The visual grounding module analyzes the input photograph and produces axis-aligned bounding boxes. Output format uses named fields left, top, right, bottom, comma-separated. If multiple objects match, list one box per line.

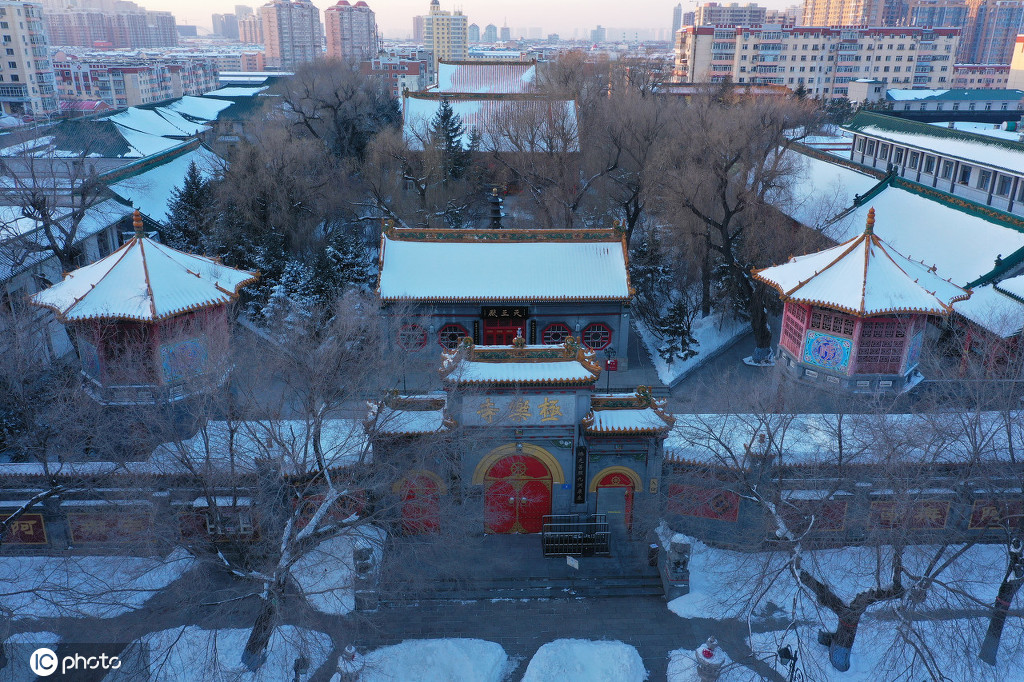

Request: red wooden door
left=483, top=321, right=522, bottom=345
left=401, top=475, right=440, bottom=533
left=484, top=455, right=552, bottom=533
left=596, top=472, right=635, bottom=530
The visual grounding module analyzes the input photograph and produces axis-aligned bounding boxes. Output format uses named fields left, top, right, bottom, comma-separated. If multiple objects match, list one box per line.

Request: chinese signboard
left=68, top=512, right=151, bottom=544
left=1, top=513, right=48, bottom=544
left=574, top=447, right=587, bottom=504
left=868, top=500, right=949, bottom=530
left=464, top=395, right=575, bottom=427
left=969, top=499, right=1024, bottom=530
left=481, top=306, right=529, bottom=321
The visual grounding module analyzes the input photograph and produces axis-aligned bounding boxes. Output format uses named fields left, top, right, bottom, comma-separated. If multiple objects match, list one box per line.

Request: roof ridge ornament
left=864, top=207, right=875, bottom=236
left=133, top=208, right=144, bottom=238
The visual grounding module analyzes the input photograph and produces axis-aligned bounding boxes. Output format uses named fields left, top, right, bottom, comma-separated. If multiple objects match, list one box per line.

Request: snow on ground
left=290, top=526, right=385, bottom=616
left=1, top=632, right=63, bottom=680
left=636, top=312, right=749, bottom=387
left=0, top=548, right=195, bottom=620
left=354, top=638, right=514, bottom=682
left=522, top=639, right=648, bottom=682
left=746, top=619, right=1024, bottom=682
left=136, top=625, right=332, bottom=682
left=662, top=528, right=1023, bottom=678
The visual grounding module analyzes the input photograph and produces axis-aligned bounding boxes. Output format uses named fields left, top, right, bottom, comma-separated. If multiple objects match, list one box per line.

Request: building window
left=541, top=322, right=572, bottom=345
left=977, top=170, right=991, bottom=190
left=940, top=160, right=953, bottom=179
left=781, top=303, right=807, bottom=355
left=958, top=166, right=971, bottom=185
left=856, top=320, right=906, bottom=374
left=437, top=323, right=468, bottom=349
left=581, top=323, right=612, bottom=350
left=908, top=151, right=919, bottom=169
left=397, top=324, right=427, bottom=350
left=996, top=176, right=1012, bottom=197
left=923, top=156, right=935, bottom=174
left=893, top=148, right=903, bottom=164
left=809, top=310, right=855, bottom=337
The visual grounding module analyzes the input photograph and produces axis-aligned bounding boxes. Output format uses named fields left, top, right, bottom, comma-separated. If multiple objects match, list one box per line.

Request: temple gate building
left=754, top=209, right=971, bottom=393
left=367, top=336, right=673, bottom=535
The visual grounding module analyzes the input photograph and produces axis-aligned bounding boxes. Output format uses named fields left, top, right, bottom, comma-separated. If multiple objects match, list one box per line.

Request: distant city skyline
left=145, top=0, right=800, bottom=38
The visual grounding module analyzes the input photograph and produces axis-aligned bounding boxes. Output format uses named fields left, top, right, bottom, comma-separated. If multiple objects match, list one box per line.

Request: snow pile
left=290, top=527, right=384, bottom=616
left=0, top=548, right=195, bottom=620
left=522, top=639, right=648, bottom=682
left=636, top=312, right=748, bottom=387
left=136, top=625, right=332, bottom=682
left=1, top=633, right=62, bottom=681
left=356, top=638, right=513, bottom=682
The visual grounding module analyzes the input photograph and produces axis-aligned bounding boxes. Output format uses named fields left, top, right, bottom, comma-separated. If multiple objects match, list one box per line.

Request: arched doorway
left=591, top=467, right=642, bottom=531
left=394, top=471, right=445, bottom=534
left=483, top=455, right=552, bottom=533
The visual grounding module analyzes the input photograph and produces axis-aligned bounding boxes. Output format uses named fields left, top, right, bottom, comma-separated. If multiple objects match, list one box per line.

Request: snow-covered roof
left=203, top=86, right=269, bottom=98
left=403, top=93, right=578, bottom=151
left=886, top=89, right=950, bottom=101
left=102, top=108, right=198, bottom=138
left=441, top=340, right=601, bottom=386
left=585, top=408, right=673, bottom=434
left=150, top=107, right=210, bottom=137
left=31, top=219, right=256, bottom=322
left=112, top=123, right=183, bottom=157
left=435, top=60, right=536, bottom=94
left=754, top=208, right=970, bottom=317
left=845, top=111, right=1024, bottom=175
left=780, top=149, right=881, bottom=229
left=667, top=411, right=1024, bottom=467
left=378, top=229, right=630, bottom=302
left=109, top=145, right=222, bottom=223
left=886, top=88, right=1023, bottom=102
left=953, top=283, right=1024, bottom=339
left=164, top=96, right=233, bottom=122
left=365, top=396, right=452, bottom=436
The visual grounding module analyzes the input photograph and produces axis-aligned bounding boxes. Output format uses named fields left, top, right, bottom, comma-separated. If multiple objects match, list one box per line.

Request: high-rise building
left=960, top=0, right=1024, bottom=64
left=905, top=0, right=969, bottom=25
left=239, top=13, right=263, bottom=43
left=423, top=0, right=467, bottom=72
left=499, top=25, right=511, bottom=41
left=590, top=25, right=606, bottom=43
left=46, top=5, right=178, bottom=48
left=765, top=4, right=803, bottom=22
left=676, top=24, right=961, bottom=98
left=412, top=15, right=425, bottom=42
left=261, top=0, right=324, bottom=69
left=468, top=23, right=480, bottom=42
left=483, top=24, right=497, bottom=42
left=236, top=5, right=254, bottom=18
left=0, top=1, right=57, bottom=116
left=212, top=13, right=240, bottom=39
left=694, top=3, right=768, bottom=24
left=672, top=4, right=683, bottom=34
left=325, top=0, right=377, bottom=61
left=801, top=0, right=903, bottom=26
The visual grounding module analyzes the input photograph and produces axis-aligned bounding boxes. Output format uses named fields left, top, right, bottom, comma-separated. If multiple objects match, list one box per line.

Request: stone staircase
left=381, top=571, right=664, bottom=604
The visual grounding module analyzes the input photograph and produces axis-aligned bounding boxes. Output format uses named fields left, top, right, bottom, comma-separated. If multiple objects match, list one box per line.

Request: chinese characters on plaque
left=468, top=395, right=574, bottom=426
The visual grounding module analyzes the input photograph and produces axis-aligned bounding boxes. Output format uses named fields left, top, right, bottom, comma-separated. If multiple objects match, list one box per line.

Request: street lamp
left=604, top=346, right=615, bottom=392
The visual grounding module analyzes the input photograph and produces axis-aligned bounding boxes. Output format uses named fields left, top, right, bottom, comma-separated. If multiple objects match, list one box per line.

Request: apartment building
left=423, top=0, right=467, bottom=72
left=905, top=0, right=970, bottom=26
left=53, top=54, right=218, bottom=107
left=675, top=25, right=960, bottom=98
left=960, top=0, right=1024, bottom=65
left=0, top=1, right=57, bottom=117
left=46, top=7, right=178, bottom=48
left=325, top=0, right=377, bottom=61
left=261, top=0, right=323, bottom=69
left=694, top=3, right=768, bottom=25
left=239, top=14, right=262, bottom=44
left=1011, top=35, right=1024, bottom=89
left=802, top=0, right=904, bottom=26
left=360, top=53, right=427, bottom=97
left=953, top=63, right=1010, bottom=86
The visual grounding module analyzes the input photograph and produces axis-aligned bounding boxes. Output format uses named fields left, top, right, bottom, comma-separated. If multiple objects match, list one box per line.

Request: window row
left=397, top=322, right=614, bottom=351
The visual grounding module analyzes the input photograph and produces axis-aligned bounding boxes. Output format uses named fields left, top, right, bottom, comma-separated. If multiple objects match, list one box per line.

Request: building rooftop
left=885, top=88, right=1024, bottom=102
left=754, top=208, right=971, bottom=317
left=440, top=338, right=602, bottom=387
left=377, top=227, right=631, bottom=302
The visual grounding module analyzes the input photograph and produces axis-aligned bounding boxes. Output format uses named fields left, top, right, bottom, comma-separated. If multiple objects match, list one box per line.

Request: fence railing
left=541, top=514, right=611, bottom=557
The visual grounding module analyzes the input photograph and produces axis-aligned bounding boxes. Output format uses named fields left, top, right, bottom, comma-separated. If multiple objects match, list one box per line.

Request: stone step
left=381, top=574, right=665, bottom=603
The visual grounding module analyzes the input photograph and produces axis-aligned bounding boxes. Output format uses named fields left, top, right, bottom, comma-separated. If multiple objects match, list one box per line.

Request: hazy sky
left=157, top=0, right=793, bottom=38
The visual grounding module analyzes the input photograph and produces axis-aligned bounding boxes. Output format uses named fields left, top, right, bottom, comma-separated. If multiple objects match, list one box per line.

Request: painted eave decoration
left=752, top=208, right=971, bottom=318
left=31, top=216, right=257, bottom=323
left=440, top=336, right=602, bottom=386
left=377, top=227, right=632, bottom=303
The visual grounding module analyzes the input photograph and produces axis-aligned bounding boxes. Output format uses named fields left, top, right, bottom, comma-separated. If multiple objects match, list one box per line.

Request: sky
left=155, top=0, right=795, bottom=38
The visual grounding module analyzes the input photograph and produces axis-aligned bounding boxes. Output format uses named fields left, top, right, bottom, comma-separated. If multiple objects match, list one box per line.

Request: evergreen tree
left=430, top=99, right=472, bottom=180
left=628, top=230, right=672, bottom=326
left=309, top=229, right=375, bottom=304
left=657, top=297, right=699, bottom=364
left=163, top=161, right=215, bottom=252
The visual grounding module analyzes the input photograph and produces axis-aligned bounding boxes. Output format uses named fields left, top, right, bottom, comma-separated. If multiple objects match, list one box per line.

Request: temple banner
left=869, top=500, right=949, bottom=530
left=463, top=394, right=576, bottom=427
left=68, top=512, right=151, bottom=544
left=969, top=499, right=1024, bottom=530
